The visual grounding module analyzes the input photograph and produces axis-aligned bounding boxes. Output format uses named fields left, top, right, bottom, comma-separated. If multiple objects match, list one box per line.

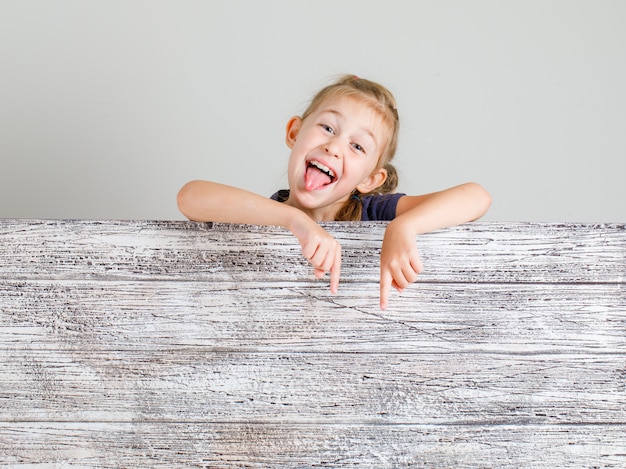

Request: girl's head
left=285, top=75, right=401, bottom=221
left=301, top=75, right=400, bottom=176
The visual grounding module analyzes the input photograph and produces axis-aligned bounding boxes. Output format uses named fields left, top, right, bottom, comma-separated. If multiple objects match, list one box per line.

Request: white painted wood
left=1, top=349, right=624, bottom=424
left=1, top=423, right=624, bottom=468
left=0, top=220, right=624, bottom=283
left=1, top=280, right=624, bottom=353
left=0, top=219, right=624, bottom=467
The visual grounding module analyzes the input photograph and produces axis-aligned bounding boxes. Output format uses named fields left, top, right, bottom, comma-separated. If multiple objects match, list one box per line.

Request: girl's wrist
left=285, top=206, right=313, bottom=238
left=390, top=213, right=421, bottom=236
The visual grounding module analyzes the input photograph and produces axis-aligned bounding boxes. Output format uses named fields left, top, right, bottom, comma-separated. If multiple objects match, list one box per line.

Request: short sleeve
left=360, top=193, right=405, bottom=221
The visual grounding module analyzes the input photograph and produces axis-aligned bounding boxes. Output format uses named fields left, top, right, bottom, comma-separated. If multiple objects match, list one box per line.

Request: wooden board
left=0, top=220, right=624, bottom=467
left=0, top=220, right=624, bottom=283
left=1, top=423, right=624, bottom=468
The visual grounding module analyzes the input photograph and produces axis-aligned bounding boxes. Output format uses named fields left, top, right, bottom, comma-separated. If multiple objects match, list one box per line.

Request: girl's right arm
left=177, top=180, right=341, bottom=293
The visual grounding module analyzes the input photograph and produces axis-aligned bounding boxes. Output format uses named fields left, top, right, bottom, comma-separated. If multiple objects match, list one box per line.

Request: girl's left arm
left=394, top=182, right=492, bottom=234
left=379, top=182, right=491, bottom=309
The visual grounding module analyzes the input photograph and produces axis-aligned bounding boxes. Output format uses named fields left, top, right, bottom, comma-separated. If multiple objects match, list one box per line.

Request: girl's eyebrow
left=318, top=109, right=378, bottom=146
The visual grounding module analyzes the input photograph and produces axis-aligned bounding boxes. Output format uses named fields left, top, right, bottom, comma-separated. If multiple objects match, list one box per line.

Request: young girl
left=178, top=75, right=491, bottom=309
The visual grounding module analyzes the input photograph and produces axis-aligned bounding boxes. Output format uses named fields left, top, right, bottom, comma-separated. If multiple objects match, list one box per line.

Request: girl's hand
left=289, top=215, right=342, bottom=294
left=379, top=218, right=424, bottom=310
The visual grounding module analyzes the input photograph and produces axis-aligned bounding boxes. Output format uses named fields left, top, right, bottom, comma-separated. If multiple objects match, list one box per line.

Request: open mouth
left=305, top=161, right=336, bottom=191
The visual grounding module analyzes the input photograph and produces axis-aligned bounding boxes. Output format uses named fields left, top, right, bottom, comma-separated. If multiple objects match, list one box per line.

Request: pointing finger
left=329, top=246, right=341, bottom=295
left=380, top=269, right=392, bottom=310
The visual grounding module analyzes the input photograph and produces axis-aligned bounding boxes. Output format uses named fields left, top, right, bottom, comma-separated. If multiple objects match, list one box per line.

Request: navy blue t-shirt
left=270, top=190, right=405, bottom=221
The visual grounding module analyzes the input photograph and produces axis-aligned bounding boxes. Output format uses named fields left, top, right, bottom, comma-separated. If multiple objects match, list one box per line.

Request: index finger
left=329, top=245, right=341, bottom=295
left=380, top=269, right=392, bottom=310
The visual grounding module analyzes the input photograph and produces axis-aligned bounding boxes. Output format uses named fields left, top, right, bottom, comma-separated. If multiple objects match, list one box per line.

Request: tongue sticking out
left=305, top=166, right=333, bottom=191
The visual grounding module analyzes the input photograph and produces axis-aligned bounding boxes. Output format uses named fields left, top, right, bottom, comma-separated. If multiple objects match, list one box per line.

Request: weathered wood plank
left=1, top=220, right=624, bottom=283
left=1, top=280, right=624, bottom=353
left=1, top=349, right=624, bottom=425
left=1, top=422, right=624, bottom=468
left=1, top=219, right=624, bottom=467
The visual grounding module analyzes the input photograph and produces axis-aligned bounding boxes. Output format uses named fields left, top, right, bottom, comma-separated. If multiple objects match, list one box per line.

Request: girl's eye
left=352, top=143, right=365, bottom=153
left=321, top=124, right=334, bottom=134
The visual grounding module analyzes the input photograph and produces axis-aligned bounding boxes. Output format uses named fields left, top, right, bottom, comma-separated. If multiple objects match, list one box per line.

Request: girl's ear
left=357, top=167, right=388, bottom=194
left=285, top=116, right=302, bottom=149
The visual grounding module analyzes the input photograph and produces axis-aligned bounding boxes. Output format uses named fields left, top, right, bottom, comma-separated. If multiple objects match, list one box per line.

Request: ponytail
left=334, top=163, right=399, bottom=221
left=335, top=192, right=363, bottom=221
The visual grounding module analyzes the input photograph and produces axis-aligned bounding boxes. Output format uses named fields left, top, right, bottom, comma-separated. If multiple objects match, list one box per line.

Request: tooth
left=309, top=161, right=335, bottom=179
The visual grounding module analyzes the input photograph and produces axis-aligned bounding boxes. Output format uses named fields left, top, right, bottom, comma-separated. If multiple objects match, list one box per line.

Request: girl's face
left=284, top=95, right=389, bottom=221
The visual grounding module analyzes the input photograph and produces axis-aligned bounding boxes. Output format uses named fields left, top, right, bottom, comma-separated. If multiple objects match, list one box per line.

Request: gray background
left=1, top=0, right=624, bottom=222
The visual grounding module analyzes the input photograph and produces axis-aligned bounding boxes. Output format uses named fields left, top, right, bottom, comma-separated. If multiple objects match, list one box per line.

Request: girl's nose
left=324, top=137, right=342, bottom=158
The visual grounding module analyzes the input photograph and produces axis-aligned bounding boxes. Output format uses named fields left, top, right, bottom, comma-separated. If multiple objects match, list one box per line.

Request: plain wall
left=1, top=0, right=624, bottom=222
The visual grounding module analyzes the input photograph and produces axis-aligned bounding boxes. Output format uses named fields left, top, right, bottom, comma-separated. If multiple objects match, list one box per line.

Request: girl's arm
left=394, top=182, right=492, bottom=233
left=177, top=180, right=342, bottom=293
left=379, top=182, right=491, bottom=309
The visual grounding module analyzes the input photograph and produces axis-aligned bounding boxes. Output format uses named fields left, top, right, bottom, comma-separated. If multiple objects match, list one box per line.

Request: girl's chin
left=291, top=187, right=352, bottom=208
left=288, top=188, right=328, bottom=207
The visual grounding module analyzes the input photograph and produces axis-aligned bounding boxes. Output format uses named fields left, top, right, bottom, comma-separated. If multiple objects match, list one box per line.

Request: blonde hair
left=300, top=75, right=400, bottom=221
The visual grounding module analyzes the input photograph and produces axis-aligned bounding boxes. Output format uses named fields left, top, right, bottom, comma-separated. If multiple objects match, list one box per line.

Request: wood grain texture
left=1, top=349, right=624, bottom=424
left=0, top=220, right=624, bottom=283
left=1, top=423, right=625, bottom=468
left=0, top=219, right=624, bottom=467
left=1, top=280, right=624, bottom=353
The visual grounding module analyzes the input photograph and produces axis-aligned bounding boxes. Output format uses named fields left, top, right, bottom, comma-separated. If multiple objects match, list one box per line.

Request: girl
left=178, top=75, right=491, bottom=309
